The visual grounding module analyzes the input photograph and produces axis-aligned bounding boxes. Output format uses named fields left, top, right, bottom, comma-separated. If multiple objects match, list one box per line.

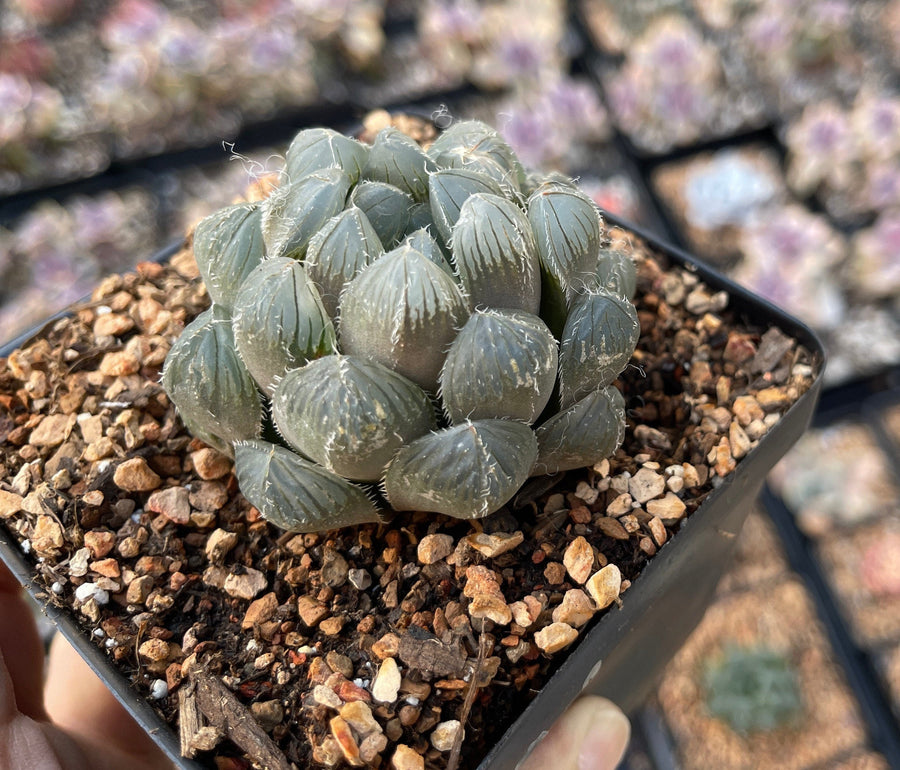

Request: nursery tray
left=0, top=221, right=826, bottom=770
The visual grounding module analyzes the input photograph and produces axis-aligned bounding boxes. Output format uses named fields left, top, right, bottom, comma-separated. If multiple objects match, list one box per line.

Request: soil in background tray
left=0, top=213, right=818, bottom=769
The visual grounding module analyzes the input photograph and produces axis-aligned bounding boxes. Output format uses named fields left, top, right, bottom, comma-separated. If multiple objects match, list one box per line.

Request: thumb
left=519, top=696, right=630, bottom=770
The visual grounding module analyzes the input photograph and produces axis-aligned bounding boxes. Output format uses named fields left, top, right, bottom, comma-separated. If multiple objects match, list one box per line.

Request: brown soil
left=0, top=209, right=818, bottom=766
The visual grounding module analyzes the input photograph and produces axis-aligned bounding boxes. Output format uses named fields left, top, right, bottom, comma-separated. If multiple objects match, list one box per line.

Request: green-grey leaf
left=283, top=127, right=369, bottom=184
left=234, top=440, right=380, bottom=532
left=594, top=248, right=638, bottom=300
left=192, top=202, right=265, bottom=312
left=305, top=206, right=384, bottom=318
left=440, top=309, right=557, bottom=424
left=428, top=120, right=526, bottom=189
left=349, top=181, right=413, bottom=248
left=432, top=147, right=521, bottom=193
left=558, top=289, right=640, bottom=407
left=451, top=193, right=540, bottom=314
left=261, top=169, right=351, bottom=260
left=271, top=355, right=436, bottom=482
left=362, top=127, right=435, bottom=201
left=522, top=172, right=579, bottom=198
left=528, top=183, right=602, bottom=336
left=402, top=228, right=454, bottom=276
left=232, top=257, right=336, bottom=393
left=162, top=306, right=261, bottom=456
left=383, top=419, right=538, bottom=519
left=339, top=244, right=469, bottom=391
left=407, top=201, right=438, bottom=236
left=429, top=168, right=505, bottom=244
left=532, top=386, right=625, bottom=475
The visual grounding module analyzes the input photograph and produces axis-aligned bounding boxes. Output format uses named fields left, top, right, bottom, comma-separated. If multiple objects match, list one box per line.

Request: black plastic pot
left=0, top=222, right=825, bottom=770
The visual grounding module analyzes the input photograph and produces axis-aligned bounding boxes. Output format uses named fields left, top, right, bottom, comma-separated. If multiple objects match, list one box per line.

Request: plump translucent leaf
left=272, top=355, right=436, bottom=482
left=571, top=247, right=638, bottom=302
left=192, top=202, right=265, bottom=312
left=440, top=309, right=557, bottom=424
left=283, top=127, right=369, bottom=184
left=339, top=244, right=469, bottom=391
left=384, top=419, right=538, bottom=518
left=594, top=248, right=638, bottom=300
left=261, top=169, right=351, bottom=259
left=402, top=228, right=454, bottom=276
left=451, top=193, right=540, bottom=314
left=349, top=181, right=413, bottom=248
left=232, top=257, right=336, bottom=393
left=533, top=386, right=625, bottom=475
left=528, top=183, right=603, bottom=336
left=429, top=168, right=505, bottom=243
left=305, top=206, right=384, bottom=318
left=558, top=289, right=640, bottom=407
left=432, top=147, right=521, bottom=193
left=407, top=201, right=439, bottom=236
left=234, top=440, right=380, bottom=532
left=428, top=120, right=526, bottom=190
left=162, top=306, right=261, bottom=456
left=522, top=171, right=577, bottom=198
left=362, top=127, right=435, bottom=201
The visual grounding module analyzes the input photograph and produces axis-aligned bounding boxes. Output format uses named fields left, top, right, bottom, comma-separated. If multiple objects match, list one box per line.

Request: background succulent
left=162, top=120, right=639, bottom=532
left=702, top=645, right=804, bottom=735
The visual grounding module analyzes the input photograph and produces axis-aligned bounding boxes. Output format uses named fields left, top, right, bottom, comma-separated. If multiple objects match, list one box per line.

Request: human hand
left=519, top=695, right=630, bottom=770
left=0, top=559, right=172, bottom=770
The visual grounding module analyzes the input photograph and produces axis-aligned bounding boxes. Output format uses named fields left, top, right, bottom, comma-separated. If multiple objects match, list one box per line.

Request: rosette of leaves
left=163, top=122, right=640, bottom=532
left=703, top=645, right=804, bottom=735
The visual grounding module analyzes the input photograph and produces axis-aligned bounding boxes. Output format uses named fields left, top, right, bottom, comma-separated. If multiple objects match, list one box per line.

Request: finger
left=0, top=559, right=48, bottom=720
left=519, top=696, right=630, bottom=770
left=44, top=633, right=170, bottom=767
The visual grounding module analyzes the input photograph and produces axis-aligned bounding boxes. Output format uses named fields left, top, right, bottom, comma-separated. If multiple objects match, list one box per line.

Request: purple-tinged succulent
left=734, top=205, right=846, bottom=330
left=785, top=100, right=855, bottom=197
left=604, top=15, right=725, bottom=151
left=849, top=210, right=900, bottom=301
left=852, top=91, right=900, bottom=160
left=785, top=91, right=900, bottom=219
left=862, top=161, right=900, bottom=213
left=0, top=190, right=158, bottom=338
left=484, top=76, right=609, bottom=171
left=418, top=0, right=563, bottom=91
left=100, top=0, right=167, bottom=49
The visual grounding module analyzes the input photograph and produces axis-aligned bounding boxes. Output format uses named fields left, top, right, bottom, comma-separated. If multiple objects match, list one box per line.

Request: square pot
left=0, top=219, right=825, bottom=770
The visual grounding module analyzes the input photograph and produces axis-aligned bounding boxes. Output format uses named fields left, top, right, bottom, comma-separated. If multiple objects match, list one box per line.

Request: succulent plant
left=163, top=120, right=640, bottom=532
left=703, top=645, right=804, bottom=735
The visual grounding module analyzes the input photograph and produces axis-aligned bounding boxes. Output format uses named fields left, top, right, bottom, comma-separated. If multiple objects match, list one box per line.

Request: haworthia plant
left=439, top=309, right=557, bottom=424
left=162, top=306, right=262, bottom=456
left=261, top=168, right=351, bottom=260
left=558, top=289, right=641, bottom=408
left=383, top=420, right=538, bottom=519
left=163, top=120, right=642, bottom=531
left=231, top=257, right=336, bottom=393
left=271, top=355, right=436, bottom=482
left=192, top=202, right=265, bottom=312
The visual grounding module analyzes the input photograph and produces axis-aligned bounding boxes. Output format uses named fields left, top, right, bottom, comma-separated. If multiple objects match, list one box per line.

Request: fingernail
left=576, top=702, right=631, bottom=770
